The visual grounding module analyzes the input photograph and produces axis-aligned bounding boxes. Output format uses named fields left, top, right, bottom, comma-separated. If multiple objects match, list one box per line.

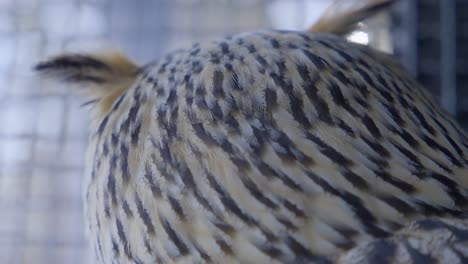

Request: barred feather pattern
left=84, top=31, right=468, bottom=263
left=339, top=214, right=468, bottom=263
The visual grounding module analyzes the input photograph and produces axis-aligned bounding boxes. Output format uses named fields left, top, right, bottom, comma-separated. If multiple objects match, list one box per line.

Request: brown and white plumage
left=308, top=0, right=395, bottom=35
left=35, top=1, right=468, bottom=263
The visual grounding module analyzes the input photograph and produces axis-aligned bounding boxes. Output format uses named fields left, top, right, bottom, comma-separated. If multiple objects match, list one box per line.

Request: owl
left=35, top=1, right=468, bottom=263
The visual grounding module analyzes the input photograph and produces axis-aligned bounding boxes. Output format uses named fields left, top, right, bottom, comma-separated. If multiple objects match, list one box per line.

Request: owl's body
left=73, top=31, right=466, bottom=263
left=35, top=2, right=468, bottom=263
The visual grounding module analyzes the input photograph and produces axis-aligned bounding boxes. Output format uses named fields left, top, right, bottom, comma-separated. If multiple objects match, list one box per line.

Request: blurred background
left=0, top=0, right=466, bottom=263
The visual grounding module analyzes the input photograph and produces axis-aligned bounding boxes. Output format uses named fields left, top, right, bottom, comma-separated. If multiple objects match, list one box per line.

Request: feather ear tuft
left=35, top=51, right=140, bottom=114
left=308, top=0, right=396, bottom=36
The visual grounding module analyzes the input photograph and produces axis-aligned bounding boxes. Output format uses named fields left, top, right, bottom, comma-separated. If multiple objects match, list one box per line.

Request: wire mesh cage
left=390, top=0, right=468, bottom=129
left=0, top=1, right=463, bottom=263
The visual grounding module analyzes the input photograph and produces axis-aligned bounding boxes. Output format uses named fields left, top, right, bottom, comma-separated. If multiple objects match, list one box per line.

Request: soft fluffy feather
left=35, top=51, right=139, bottom=115
left=309, top=0, right=395, bottom=35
